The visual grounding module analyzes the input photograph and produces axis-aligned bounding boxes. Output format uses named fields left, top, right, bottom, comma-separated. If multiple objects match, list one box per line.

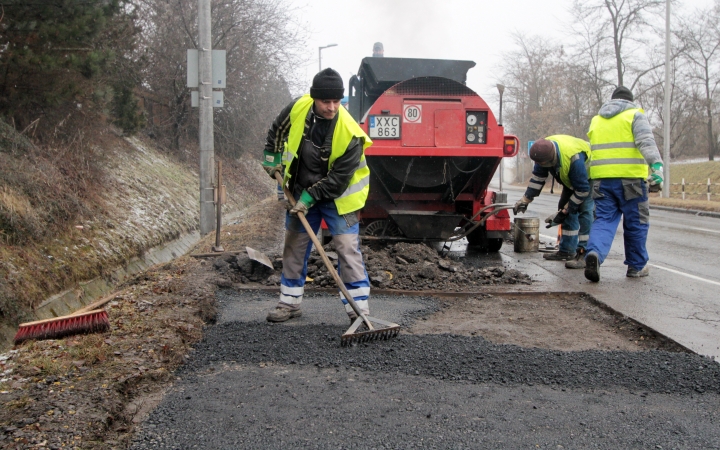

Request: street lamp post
left=662, top=0, right=671, bottom=197
left=318, top=44, right=338, bottom=72
left=497, top=84, right=505, bottom=192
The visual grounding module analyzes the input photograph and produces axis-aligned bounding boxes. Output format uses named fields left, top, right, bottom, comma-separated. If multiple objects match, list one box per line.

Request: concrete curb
left=651, top=204, right=720, bottom=219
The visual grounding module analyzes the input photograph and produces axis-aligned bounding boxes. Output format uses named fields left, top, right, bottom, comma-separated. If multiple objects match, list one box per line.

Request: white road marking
left=688, top=227, right=720, bottom=234
left=648, top=264, right=720, bottom=286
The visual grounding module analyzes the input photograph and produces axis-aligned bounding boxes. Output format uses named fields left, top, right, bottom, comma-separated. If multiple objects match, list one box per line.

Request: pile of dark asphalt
left=130, top=291, right=720, bottom=449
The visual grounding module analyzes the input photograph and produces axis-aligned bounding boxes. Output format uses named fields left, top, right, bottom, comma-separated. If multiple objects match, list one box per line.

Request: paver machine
left=345, top=56, right=519, bottom=251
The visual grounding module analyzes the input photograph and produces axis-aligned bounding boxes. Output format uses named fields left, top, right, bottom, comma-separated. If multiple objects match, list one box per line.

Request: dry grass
left=663, top=161, right=720, bottom=201
left=649, top=196, right=720, bottom=212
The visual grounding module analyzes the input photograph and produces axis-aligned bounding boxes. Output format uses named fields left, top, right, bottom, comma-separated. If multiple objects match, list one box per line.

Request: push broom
left=13, top=294, right=114, bottom=345
left=276, top=173, right=400, bottom=346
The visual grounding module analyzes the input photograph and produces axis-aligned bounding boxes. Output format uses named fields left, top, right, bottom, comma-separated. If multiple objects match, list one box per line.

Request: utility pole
left=198, top=0, right=215, bottom=234
left=662, top=0, right=671, bottom=197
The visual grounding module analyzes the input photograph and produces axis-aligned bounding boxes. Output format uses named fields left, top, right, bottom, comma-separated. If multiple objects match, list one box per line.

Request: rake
left=276, top=173, right=400, bottom=346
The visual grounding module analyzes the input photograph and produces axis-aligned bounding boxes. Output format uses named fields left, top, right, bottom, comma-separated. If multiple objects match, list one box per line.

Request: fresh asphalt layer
left=130, top=290, right=720, bottom=449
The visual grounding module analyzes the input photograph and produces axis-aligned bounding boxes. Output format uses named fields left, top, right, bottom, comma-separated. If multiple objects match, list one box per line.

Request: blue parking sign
left=527, top=140, right=535, bottom=156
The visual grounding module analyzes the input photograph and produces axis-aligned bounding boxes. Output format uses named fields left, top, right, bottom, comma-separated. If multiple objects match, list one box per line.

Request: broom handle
left=17, top=291, right=118, bottom=328
left=75, top=292, right=118, bottom=314
left=275, top=173, right=369, bottom=326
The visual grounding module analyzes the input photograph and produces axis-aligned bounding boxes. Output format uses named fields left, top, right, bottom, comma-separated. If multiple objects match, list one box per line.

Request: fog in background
left=289, top=0, right=712, bottom=105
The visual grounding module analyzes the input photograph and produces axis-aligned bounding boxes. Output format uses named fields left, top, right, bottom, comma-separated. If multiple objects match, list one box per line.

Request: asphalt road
left=499, top=183, right=720, bottom=362
left=130, top=291, right=720, bottom=450
left=126, top=183, right=720, bottom=449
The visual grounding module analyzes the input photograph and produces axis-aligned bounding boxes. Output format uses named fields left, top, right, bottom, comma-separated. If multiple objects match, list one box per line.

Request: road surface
left=498, top=183, right=720, bottom=362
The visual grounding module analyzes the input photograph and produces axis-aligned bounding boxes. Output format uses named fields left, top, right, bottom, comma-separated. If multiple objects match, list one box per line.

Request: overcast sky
left=286, top=0, right=712, bottom=104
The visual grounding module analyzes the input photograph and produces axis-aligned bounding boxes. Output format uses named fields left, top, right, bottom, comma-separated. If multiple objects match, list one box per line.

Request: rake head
left=341, top=316, right=401, bottom=347
left=14, top=310, right=110, bottom=345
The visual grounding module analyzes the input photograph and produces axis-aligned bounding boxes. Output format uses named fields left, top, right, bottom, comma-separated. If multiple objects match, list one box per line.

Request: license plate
left=368, top=115, right=400, bottom=139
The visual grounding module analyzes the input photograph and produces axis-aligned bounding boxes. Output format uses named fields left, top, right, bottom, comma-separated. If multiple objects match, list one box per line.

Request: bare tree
left=570, top=0, right=665, bottom=90
left=133, top=0, right=305, bottom=158
left=675, top=3, right=720, bottom=160
left=500, top=34, right=600, bottom=181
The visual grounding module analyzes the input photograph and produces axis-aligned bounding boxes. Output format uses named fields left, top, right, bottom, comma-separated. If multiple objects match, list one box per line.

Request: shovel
left=275, top=173, right=400, bottom=346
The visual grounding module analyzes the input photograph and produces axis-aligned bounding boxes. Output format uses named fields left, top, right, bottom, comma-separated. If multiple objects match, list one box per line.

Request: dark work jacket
left=263, top=97, right=362, bottom=201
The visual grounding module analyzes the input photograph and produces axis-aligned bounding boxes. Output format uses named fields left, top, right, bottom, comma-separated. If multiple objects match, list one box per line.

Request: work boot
left=584, top=251, right=600, bottom=282
left=626, top=266, right=649, bottom=278
left=543, top=250, right=575, bottom=261
left=266, top=306, right=302, bottom=322
left=565, top=248, right=587, bottom=269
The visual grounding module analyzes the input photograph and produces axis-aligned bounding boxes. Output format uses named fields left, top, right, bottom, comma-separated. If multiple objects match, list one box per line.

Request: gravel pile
left=217, top=241, right=532, bottom=290
left=128, top=291, right=720, bottom=450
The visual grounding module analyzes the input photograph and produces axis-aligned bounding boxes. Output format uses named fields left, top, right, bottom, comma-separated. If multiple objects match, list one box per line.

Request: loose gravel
left=130, top=290, right=720, bottom=450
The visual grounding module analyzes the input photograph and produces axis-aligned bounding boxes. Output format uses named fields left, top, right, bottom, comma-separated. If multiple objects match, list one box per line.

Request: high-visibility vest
left=545, top=135, right=590, bottom=188
left=587, top=108, right=648, bottom=179
left=283, top=94, right=372, bottom=215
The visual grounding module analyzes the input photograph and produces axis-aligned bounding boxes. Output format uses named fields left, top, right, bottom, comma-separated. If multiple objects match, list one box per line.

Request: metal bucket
left=513, top=217, right=539, bottom=253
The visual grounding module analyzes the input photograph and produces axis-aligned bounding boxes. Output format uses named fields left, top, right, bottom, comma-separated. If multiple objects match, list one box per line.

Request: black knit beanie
left=310, top=68, right=344, bottom=100
left=529, top=139, right=557, bottom=166
left=611, top=86, right=634, bottom=102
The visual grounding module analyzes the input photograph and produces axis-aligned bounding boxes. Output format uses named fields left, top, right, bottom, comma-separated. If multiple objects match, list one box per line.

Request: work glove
left=262, top=150, right=283, bottom=179
left=648, top=162, right=663, bottom=186
left=544, top=209, right=568, bottom=228
left=513, top=195, right=532, bottom=215
left=289, top=190, right=316, bottom=216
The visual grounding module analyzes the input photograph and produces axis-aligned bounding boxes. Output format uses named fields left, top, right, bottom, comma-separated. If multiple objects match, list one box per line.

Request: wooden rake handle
left=275, top=173, right=370, bottom=327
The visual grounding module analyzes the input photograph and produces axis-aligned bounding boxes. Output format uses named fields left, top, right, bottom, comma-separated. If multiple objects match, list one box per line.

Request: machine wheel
left=486, top=238, right=503, bottom=252
left=467, top=228, right=503, bottom=252
left=363, top=219, right=401, bottom=239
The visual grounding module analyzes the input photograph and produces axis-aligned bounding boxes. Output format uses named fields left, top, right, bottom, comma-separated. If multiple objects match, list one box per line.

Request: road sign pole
left=198, top=0, right=215, bottom=235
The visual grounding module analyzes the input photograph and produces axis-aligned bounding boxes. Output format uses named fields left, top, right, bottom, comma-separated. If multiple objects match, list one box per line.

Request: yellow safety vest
left=587, top=108, right=648, bottom=179
left=545, top=135, right=591, bottom=188
left=283, top=94, right=372, bottom=215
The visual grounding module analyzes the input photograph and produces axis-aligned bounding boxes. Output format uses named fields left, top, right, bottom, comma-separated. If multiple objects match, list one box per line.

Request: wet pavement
left=498, top=184, right=720, bottom=363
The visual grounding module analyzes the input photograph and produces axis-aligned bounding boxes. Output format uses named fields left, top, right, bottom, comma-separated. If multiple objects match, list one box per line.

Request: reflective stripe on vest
left=587, top=108, right=648, bottom=179
left=284, top=94, right=373, bottom=215
left=545, top=134, right=590, bottom=187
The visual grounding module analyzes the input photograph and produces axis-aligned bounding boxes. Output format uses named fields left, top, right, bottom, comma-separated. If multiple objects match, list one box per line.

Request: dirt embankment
left=0, top=197, right=281, bottom=449
left=0, top=126, right=275, bottom=350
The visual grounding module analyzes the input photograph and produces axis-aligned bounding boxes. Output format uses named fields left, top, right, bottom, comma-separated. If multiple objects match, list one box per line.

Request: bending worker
left=513, top=135, right=593, bottom=269
left=583, top=86, right=663, bottom=282
left=261, top=68, right=373, bottom=323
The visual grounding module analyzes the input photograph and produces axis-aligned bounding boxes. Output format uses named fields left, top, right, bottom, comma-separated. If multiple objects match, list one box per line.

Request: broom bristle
left=14, top=310, right=110, bottom=345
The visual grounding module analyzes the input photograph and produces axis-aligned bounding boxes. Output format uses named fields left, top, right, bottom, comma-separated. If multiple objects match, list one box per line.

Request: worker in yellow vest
left=584, top=86, right=664, bottom=282
left=261, top=68, right=373, bottom=323
left=513, top=135, right=593, bottom=268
